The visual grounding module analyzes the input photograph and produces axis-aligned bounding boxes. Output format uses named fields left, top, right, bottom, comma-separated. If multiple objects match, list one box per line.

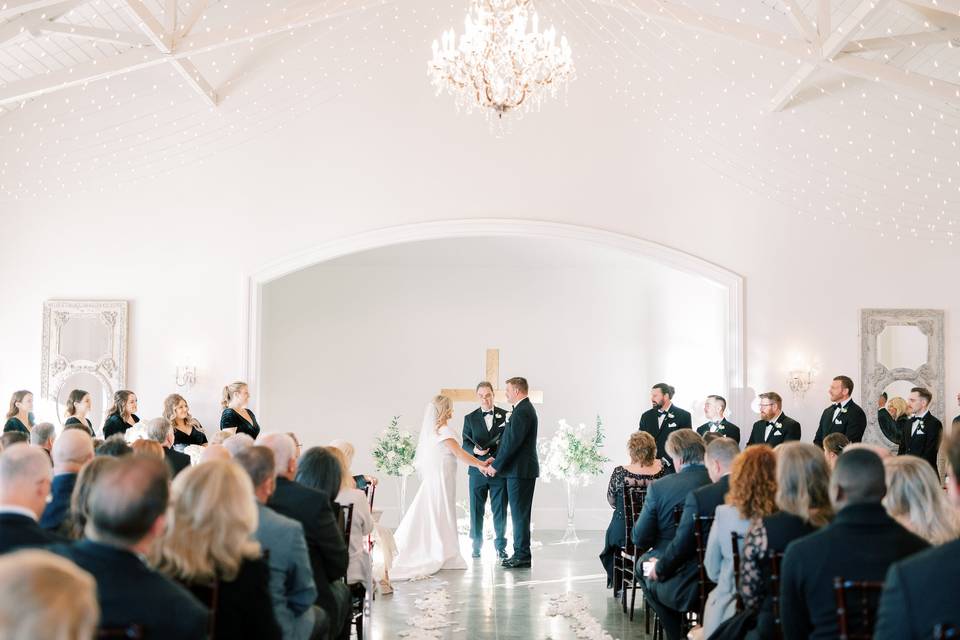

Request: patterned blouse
left=740, top=520, right=768, bottom=610
left=607, top=464, right=667, bottom=517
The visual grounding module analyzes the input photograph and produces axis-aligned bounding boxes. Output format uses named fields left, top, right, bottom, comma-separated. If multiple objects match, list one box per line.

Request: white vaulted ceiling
left=1, top=0, right=959, bottom=244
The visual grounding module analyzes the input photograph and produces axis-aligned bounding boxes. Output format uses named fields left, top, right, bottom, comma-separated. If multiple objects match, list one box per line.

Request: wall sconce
left=176, top=365, right=197, bottom=390
left=787, top=369, right=814, bottom=399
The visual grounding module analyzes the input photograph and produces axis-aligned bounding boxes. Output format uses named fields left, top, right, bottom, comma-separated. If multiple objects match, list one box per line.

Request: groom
left=485, top=377, right=539, bottom=569
left=462, top=381, right=509, bottom=559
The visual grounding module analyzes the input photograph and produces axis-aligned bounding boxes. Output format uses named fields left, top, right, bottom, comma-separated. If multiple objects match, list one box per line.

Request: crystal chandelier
left=428, top=0, right=574, bottom=119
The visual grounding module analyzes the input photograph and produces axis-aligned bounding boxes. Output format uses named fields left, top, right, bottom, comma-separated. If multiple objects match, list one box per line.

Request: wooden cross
left=440, top=348, right=544, bottom=404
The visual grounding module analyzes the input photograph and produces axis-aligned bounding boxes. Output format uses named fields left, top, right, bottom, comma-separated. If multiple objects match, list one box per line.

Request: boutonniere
left=773, top=422, right=783, bottom=434
left=667, top=413, right=675, bottom=419
left=840, top=407, right=848, bottom=414
left=495, top=412, right=503, bottom=419
left=504, top=411, right=512, bottom=423
left=668, top=422, right=677, bottom=429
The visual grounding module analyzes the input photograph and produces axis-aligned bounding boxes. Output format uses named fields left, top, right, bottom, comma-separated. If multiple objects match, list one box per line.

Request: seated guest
left=882, top=456, right=959, bottom=545
left=153, top=460, right=281, bottom=640
left=0, top=431, right=28, bottom=450
left=329, top=439, right=379, bottom=491
left=95, top=434, right=132, bottom=457
left=0, top=444, right=59, bottom=553
left=600, top=431, right=667, bottom=593
left=328, top=446, right=374, bottom=591
left=735, top=443, right=833, bottom=640
left=30, top=421, right=56, bottom=457
left=224, top=432, right=255, bottom=457
left=102, top=390, right=140, bottom=438
left=813, top=375, right=867, bottom=446
left=64, top=456, right=117, bottom=540
left=821, top=432, right=850, bottom=470
left=63, top=389, right=95, bottom=435
left=236, top=446, right=324, bottom=640
left=199, top=443, right=232, bottom=463
left=780, top=448, right=928, bottom=639
left=3, top=389, right=34, bottom=434
left=747, top=392, right=801, bottom=448
left=145, top=417, right=191, bottom=477
left=879, top=396, right=908, bottom=445
left=52, top=456, right=208, bottom=638
left=639, top=383, right=693, bottom=472
left=696, top=394, right=741, bottom=444
left=703, top=445, right=777, bottom=637
left=220, top=381, right=261, bottom=438
left=898, top=387, right=943, bottom=473
left=40, top=429, right=94, bottom=532
left=0, top=549, right=99, bottom=638
left=260, top=433, right=350, bottom=640
left=131, top=439, right=165, bottom=460
left=631, top=430, right=711, bottom=640
left=163, top=394, right=208, bottom=446
left=875, top=428, right=960, bottom=638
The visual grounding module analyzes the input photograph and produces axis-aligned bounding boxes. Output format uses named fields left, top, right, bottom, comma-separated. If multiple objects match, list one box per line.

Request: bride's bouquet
left=539, top=416, right=610, bottom=487
left=372, top=416, right=417, bottom=477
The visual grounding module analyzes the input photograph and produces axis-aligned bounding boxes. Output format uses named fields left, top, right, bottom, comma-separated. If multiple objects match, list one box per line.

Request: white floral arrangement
left=183, top=444, right=206, bottom=465
left=538, top=416, right=611, bottom=487
left=122, top=424, right=148, bottom=444
left=372, top=416, right=417, bottom=477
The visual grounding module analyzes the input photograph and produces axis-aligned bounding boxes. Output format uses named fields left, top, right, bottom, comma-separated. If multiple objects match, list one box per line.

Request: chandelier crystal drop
left=428, top=0, right=574, bottom=120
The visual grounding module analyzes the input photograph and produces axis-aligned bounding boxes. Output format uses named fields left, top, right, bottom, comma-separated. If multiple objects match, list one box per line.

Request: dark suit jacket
left=695, top=419, right=741, bottom=444
left=631, top=463, right=710, bottom=555
left=51, top=540, right=208, bottom=639
left=164, top=446, right=192, bottom=477
left=180, top=556, right=281, bottom=640
left=639, top=404, right=693, bottom=462
left=813, top=400, right=867, bottom=445
left=491, top=398, right=539, bottom=478
left=656, top=474, right=730, bottom=579
left=780, top=503, right=929, bottom=640
left=897, top=413, right=943, bottom=473
left=878, top=408, right=902, bottom=444
left=40, top=472, right=77, bottom=531
left=874, top=537, right=960, bottom=639
left=0, top=512, right=62, bottom=553
left=462, top=405, right=507, bottom=478
left=267, top=477, right=348, bottom=617
left=747, top=414, right=802, bottom=448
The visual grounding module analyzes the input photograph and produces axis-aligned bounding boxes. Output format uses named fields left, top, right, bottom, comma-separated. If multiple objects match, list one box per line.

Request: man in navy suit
left=0, top=444, right=61, bottom=554
left=813, top=375, right=867, bottom=446
left=462, top=381, right=508, bottom=559
left=639, top=383, right=693, bottom=472
left=487, top=377, right=539, bottom=569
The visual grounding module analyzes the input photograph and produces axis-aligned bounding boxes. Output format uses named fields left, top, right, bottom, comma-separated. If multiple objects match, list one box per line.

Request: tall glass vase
left=560, top=479, right=580, bottom=544
left=396, top=474, right=409, bottom=519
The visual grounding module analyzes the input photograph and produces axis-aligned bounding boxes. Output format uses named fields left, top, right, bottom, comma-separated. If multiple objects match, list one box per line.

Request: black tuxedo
left=463, top=406, right=508, bottom=554
left=897, top=412, right=943, bottom=473
left=164, top=446, right=192, bottom=477
left=747, top=414, right=801, bottom=448
left=780, top=503, right=929, bottom=640
left=639, top=404, right=693, bottom=468
left=695, top=419, right=741, bottom=445
left=813, top=400, right=867, bottom=445
left=0, top=512, right=62, bottom=554
left=491, top=397, right=539, bottom=563
left=51, top=540, right=208, bottom=639
left=875, top=537, right=960, bottom=639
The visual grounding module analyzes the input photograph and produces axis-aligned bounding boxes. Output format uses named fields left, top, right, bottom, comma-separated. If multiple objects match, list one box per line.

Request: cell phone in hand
left=642, top=560, right=656, bottom=577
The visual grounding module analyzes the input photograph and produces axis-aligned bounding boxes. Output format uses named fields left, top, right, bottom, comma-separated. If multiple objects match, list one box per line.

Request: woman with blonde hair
left=880, top=396, right=909, bottom=444
left=390, top=395, right=491, bottom=580
left=219, top=381, right=260, bottom=439
left=883, top=456, right=959, bottom=545
left=63, top=389, right=95, bottom=436
left=163, top=394, right=207, bottom=446
left=0, top=549, right=99, bottom=640
left=328, top=446, right=374, bottom=593
left=102, top=390, right=139, bottom=438
left=153, top=460, right=280, bottom=639
left=4, top=389, right=35, bottom=434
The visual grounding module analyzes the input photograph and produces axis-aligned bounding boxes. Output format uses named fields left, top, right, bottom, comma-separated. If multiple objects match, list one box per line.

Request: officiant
left=462, top=381, right=508, bottom=560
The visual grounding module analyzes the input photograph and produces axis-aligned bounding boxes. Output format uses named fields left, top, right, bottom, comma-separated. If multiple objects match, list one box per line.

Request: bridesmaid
left=63, top=389, right=95, bottom=436
left=163, top=393, right=207, bottom=446
left=102, top=390, right=140, bottom=438
left=4, top=390, right=35, bottom=434
left=219, top=381, right=260, bottom=439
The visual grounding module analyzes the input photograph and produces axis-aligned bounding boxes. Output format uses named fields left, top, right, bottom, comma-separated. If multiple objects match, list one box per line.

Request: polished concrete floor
left=370, top=531, right=650, bottom=639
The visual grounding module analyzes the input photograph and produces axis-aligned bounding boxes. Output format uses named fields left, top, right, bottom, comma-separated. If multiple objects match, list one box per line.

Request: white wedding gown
left=390, top=424, right=467, bottom=580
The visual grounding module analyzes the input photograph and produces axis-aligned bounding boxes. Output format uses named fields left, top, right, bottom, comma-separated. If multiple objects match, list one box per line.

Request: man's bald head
left=52, top=429, right=94, bottom=474
left=0, top=445, right=53, bottom=518
left=830, top=448, right=887, bottom=509
left=257, top=432, right=297, bottom=479
left=199, top=444, right=231, bottom=464
left=87, top=455, right=169, bottom=549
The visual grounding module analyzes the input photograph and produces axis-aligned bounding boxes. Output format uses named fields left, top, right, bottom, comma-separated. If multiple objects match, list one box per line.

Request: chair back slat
left=622, top=485, right=648, bottom=556
left=832, top=577, right=884, bottom=640
left=693, top=515, right=716, bottom=619
left=768, top=551, right=785, bottom=640
left=730, top=531, right=743, bottom=612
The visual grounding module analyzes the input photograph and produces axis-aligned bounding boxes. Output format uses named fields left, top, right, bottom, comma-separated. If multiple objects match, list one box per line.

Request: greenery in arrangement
left=371, top=416, right=418, bottom=477
left=539, top=415, right=611, bottom=487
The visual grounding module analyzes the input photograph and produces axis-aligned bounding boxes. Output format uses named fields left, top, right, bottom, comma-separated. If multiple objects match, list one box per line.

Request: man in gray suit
left=236, top=446, right=325, bottom=640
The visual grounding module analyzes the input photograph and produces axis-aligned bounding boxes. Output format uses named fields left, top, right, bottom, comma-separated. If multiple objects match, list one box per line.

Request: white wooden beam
left=0, top=0, right=68, bottom=21
left=166, top=0, right=176, bottom=34
left=30, top=20, right=151, bottom=46
left=172, top=57, right=216, bottom=107
left=842, top=28, right=960, bottom=51
left=0, top=0, right=75, bottom=44
left=177, top=0, right=207, bottom=39
left=123, top=0, right=172, bottom=52
left=900, top=0, right=960, bottom=16
left=818, top=0, right=831, bottom=40
left=782, top=0, right=818, bottom=41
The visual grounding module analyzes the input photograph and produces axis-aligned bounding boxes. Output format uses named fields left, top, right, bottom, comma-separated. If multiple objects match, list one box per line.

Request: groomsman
left=898, top=387, right=943, bottom=473
left=813, top=375, right=867, bottom=446
left=462, top=381, right=508, bottom=559
left=695, top=395, right=740, bottom=444
left=747, top=392, right=801, bottom=447
left=639, top=383, right=692, bottom=471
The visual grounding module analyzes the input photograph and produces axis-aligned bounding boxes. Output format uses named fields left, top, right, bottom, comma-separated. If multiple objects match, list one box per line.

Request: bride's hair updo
left=432, top=395, right=453, bottom=432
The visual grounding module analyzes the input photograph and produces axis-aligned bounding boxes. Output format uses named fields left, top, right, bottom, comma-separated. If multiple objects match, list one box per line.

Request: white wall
left=259, top=237, right=729, bottom=527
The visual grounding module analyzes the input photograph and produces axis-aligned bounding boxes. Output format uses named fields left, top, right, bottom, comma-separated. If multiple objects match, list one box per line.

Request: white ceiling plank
left=0, top=0, right=69, bottom=21
left=831, top=53, right=960, bottom=104
left=842, top=28, right=960, bottom=50
left=900, top=0, right=960, bottom=16
left=177, top=0, right=207, bottom=39
left=782, top=0, right=819, bottom=41
left=818, top=0, right=831, bottom=40
left=31, top=20, right=151, bottom=46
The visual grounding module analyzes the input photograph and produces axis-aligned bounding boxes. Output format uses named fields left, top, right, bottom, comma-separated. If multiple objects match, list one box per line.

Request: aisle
left=370, top=530, right=648, bottom=639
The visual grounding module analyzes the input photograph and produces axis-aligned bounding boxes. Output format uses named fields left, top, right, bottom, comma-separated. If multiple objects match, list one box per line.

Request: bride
left=390, top=395, right=492, bottom=580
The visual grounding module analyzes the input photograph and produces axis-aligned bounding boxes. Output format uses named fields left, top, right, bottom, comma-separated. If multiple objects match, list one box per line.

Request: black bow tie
left=482, top=410, right=494, bottom=417
left=768, top=421, right=778, bottom=428
left=657, top=410, right=666, bottom=415
left=834, top=403, right=843, bottom=409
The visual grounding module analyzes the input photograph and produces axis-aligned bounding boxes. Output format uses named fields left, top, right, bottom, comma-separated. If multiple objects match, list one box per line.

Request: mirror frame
left=861, top=308, right=945, bottom=449
left=41, top=300, right=129, bottom=425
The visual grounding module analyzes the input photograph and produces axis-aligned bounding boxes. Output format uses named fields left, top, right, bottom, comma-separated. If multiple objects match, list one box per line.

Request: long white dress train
left=390, top=424, right=467, bottom=580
